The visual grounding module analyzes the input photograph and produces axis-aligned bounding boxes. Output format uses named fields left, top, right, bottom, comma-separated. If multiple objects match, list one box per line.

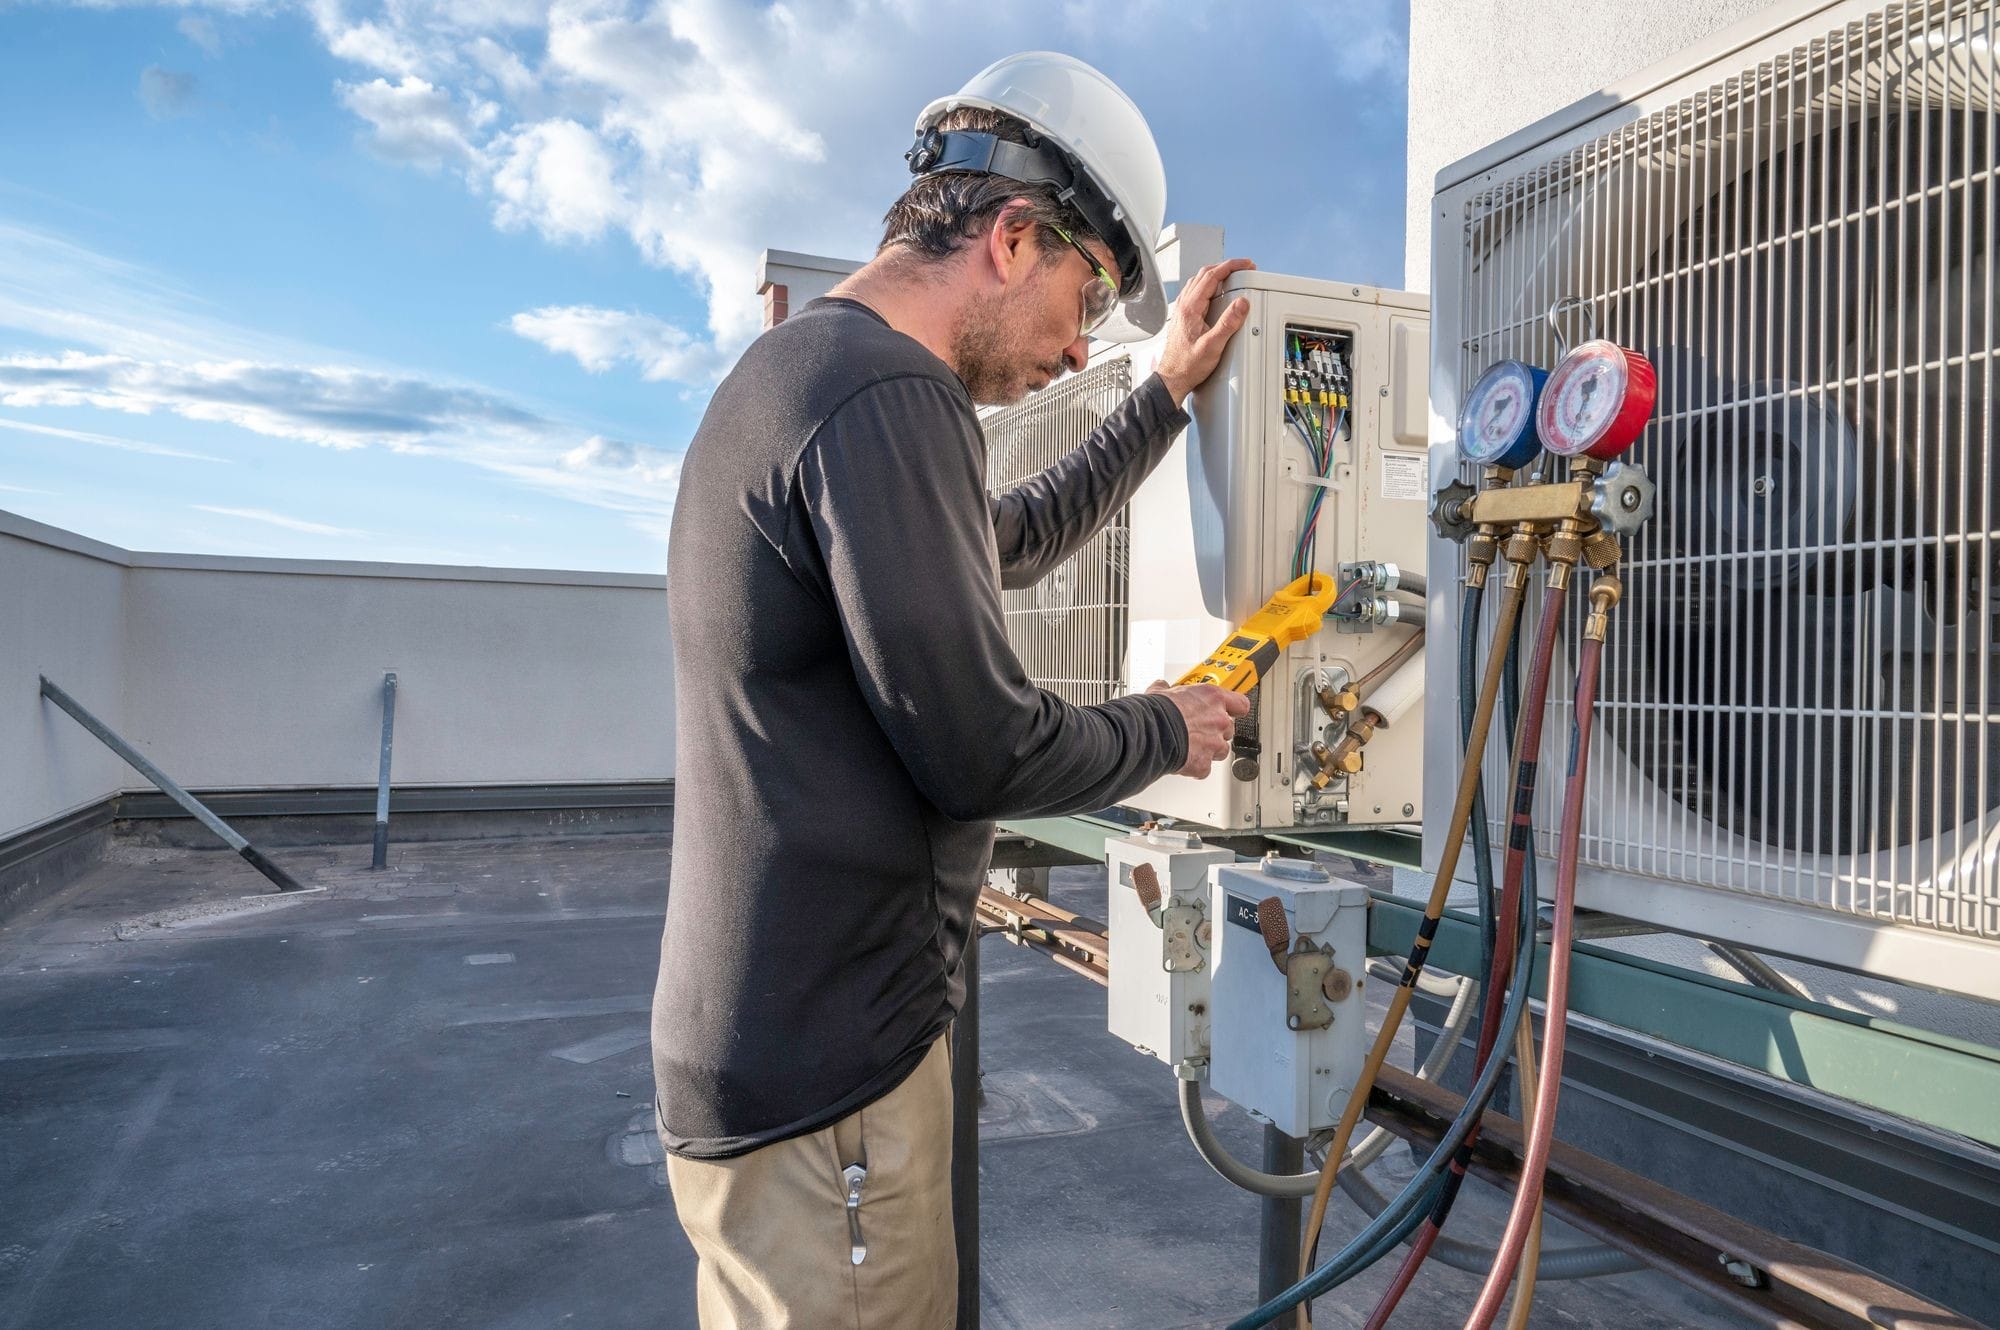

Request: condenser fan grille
left=985, top=357, right=1133, bottom=707
left=1454, top=0, right=1998, bottom=943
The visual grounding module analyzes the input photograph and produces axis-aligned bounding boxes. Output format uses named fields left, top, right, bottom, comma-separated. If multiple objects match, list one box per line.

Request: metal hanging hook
left=1545, top=295, right=1600, bottom=359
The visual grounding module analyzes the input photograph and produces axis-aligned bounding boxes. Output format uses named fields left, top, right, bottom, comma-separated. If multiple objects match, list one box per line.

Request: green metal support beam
left=994, top=815, right=1129, bottom=864
left=993, top=811, right=2000, bottom=1151
left=1367, top=894, right=2000, bottom=1150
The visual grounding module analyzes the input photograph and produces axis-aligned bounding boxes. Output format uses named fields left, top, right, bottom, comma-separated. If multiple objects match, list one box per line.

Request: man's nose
left=1062, top=336, right=1089, bottom=374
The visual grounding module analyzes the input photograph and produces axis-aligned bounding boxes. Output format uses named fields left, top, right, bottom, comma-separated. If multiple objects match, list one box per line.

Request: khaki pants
left=666, top=1035, right=957, bottom=1329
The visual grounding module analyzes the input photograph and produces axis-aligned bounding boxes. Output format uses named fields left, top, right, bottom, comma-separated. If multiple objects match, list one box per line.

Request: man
left=653, top=52, right=1254, bottom=1328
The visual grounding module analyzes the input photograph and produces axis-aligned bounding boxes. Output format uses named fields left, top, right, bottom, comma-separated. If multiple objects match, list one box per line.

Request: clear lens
left=1540, top=343, right=1629, bottom=456
left=1080, top=274, right=1118, bottom=333
left=1052, top=223, right=1119, bottom=337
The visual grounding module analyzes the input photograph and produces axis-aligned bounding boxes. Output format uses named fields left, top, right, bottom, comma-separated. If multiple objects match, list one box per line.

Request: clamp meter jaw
left=1177, top=573, right=1339, bottom=694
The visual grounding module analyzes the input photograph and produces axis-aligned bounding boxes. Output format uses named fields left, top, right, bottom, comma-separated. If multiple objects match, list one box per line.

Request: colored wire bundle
left=1286, top=334, right=1348, bottom=580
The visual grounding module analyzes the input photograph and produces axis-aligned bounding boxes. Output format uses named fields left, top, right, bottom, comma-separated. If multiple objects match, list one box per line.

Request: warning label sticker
left=1379, top=452, right=1429, bottom=502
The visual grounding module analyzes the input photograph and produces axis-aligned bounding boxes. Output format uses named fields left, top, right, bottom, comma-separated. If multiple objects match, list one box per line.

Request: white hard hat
left=911, top=52, right=1168, bottom=342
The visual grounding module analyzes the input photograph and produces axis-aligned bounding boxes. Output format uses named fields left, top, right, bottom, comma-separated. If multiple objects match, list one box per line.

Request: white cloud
left=137, top=0, right=1401, bottom=390
left=139, top=65, right=199, bottom=119
left=0, top=349, right=679, bottom=518
left=0, top=221, right=302, bottom=363
left=179, top=15, right=223, bottom=56
left=0, top=351, right=550, bottom=450
left=466, top=35, right=536, bottom=98
left=562, top=433, right=680, bottom=485
left=509, top=305, right=725, bottom=383
left=312, top=9, right=431, bottom=80
left=490, top=118, right=624, bottom=242
left=14, top=0, right=1410, bottom=535
left=338, top=76, right=483, bottom=169
left=0, top=224, right=683, bottom=520
left=0, top=412, right=229, bottom=461
left=193, top=504, right=367, bottom=536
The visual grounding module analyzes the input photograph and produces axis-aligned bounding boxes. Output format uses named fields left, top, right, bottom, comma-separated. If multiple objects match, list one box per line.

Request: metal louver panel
left=985, top=357, right=1133, bottom=707
left=1440, top=1, right=1999, bottom=981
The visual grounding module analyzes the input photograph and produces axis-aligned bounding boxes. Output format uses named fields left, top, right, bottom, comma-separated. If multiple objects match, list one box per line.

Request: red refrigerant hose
left=1460, top=585, right=1615, bottom=1330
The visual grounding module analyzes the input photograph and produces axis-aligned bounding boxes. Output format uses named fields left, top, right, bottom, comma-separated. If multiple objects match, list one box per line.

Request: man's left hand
left=1155, top=257, right=1257, bottom=403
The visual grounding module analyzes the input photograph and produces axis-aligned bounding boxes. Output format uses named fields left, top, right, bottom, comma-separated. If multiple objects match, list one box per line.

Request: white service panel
left=1207, top=856, right=1371, bottom=1137
left=1123, top=272, right=1430, bottom=833
left=1106, top=827, right=1236, bottom=1067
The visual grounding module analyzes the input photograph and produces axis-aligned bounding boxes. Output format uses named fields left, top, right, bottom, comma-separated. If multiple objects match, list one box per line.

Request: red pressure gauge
left=1538, top=340, right=1657, bottom=459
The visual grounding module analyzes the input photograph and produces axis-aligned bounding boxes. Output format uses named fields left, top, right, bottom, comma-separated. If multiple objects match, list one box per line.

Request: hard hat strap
left=904, top=128, right=1142, bottom=298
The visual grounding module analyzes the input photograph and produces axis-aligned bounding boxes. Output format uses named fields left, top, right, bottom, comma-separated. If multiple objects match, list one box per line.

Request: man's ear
left=983, top=199, right=1041, bottom=289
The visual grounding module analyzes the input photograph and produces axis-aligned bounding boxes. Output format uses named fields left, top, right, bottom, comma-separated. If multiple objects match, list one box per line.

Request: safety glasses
left=1049, top=223, right=1120, bottom=338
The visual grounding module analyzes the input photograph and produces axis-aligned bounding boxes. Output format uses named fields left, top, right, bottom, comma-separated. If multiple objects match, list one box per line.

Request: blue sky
left=0, top=0, right=1410, bottom=572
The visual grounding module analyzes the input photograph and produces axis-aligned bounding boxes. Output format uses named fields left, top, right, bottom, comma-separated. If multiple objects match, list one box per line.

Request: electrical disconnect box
left=1122, top=272, right=1430, bottom=833
left=1106, top=826, right=1235, bottom=1067
left=1207, top=854, right=1370, bottom=1138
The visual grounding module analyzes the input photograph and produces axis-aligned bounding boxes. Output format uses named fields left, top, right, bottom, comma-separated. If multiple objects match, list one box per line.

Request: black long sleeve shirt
left=651, top=296, right=1191, bottom=1158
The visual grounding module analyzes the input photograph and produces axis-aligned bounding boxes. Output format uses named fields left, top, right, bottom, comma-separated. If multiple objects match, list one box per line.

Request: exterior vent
left=1427, top=0, right=2000, bottom=996
left=985, top=356, right=1134, bottom=707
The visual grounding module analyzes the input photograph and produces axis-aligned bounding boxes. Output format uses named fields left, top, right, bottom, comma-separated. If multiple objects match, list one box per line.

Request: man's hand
left=1146, top=679, right=1252, bottom=779
left=1155, top=257, right=1258, bottom=403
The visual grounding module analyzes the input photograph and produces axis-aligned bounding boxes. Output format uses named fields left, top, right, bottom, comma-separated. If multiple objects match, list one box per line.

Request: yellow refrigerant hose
left=1295, top=564, right=1531, bottom=1329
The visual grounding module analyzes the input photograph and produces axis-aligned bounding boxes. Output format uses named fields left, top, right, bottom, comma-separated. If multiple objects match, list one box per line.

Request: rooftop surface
left=0, top=832, right=1750, bottom=1329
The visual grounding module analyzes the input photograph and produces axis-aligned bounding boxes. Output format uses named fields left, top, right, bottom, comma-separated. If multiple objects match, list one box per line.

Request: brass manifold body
left=1434, top=458, right=1655, bottom=592
left=1432, top=457, right=1655, bottom=581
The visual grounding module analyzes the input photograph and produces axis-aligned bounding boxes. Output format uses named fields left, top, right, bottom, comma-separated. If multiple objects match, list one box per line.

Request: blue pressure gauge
left=1457, top=359, right=1548, bottom=469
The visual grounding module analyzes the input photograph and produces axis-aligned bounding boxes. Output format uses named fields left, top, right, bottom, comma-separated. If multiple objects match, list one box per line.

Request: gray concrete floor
left=0, top=835, right=1751, bottom=1329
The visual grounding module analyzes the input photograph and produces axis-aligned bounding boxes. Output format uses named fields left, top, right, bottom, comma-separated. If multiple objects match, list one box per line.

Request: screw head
left=1621, top=486, right=1642, bottom=510
left=1402, top=802, right=1415, bottom=816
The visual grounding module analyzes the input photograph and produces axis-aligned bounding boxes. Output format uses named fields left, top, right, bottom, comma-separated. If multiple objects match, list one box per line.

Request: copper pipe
left=1354, top=628, right=1426, bottom=696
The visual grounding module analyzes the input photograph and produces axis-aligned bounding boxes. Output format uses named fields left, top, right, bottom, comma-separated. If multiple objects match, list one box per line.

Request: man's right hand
left=1146, top=680, right=1252, bottom=779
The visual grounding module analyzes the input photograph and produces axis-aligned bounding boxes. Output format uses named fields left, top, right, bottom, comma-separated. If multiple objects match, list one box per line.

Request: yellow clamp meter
left=1176, top=572, right=1340, bottom=694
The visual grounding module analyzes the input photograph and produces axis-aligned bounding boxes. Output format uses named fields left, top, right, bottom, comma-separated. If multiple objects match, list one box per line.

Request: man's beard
left=951, top=287, right=1065, bottom=406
